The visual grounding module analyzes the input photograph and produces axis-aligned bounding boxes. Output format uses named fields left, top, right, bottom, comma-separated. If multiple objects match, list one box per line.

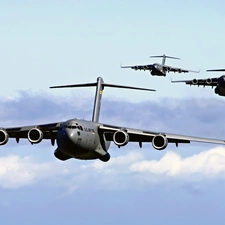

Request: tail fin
left=150, top=54, right=180, bottom=65
left=50, top=77, right=155, bottom=123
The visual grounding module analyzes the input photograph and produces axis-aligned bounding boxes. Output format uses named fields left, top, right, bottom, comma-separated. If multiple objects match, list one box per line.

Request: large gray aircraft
left=0, top=77, right=224, bottom=162
left=172, top=69, right=225, bottom=97
left=121, top=54, right=199, bottom=76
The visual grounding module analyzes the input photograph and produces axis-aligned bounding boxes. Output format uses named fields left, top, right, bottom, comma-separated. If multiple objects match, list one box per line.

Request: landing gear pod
left=28, top=128, right=43, bottom=144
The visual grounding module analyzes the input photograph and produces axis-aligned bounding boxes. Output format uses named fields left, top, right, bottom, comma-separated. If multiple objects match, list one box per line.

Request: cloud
left=0, top=154, right=71, bottom=189
left=0, top=91, right=225, bottom=192
left=1, top=146, right=224, bottom=190
left=0, top=91, right=224, bottom=140
left=130, top=146, right=225, bottom=179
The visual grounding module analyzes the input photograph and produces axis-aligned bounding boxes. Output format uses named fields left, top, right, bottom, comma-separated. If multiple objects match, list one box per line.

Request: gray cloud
left=1, top=91, right=224, bottom=140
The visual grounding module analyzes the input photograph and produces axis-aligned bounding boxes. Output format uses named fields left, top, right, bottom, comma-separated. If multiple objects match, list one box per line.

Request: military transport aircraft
left=121, top=54, right=199, bottom=76
left=0, top=77, right=224, bottom=162
left=172, top=69, right=225, bottom=97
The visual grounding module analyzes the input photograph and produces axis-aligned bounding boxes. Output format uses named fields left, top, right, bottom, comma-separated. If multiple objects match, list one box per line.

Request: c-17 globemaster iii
left=0, top=77, right=224, bottom=162
left=121, top=54, right=199, bottom=76
left=172, top=69, right=225, bottom=97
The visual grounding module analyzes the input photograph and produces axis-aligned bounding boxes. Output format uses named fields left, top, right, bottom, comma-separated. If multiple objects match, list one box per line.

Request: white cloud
left=1, top=146, right=225, bottom=191
left=0, top=155, right=68, bottom=189
left=130, top=146, right=225, bottom=179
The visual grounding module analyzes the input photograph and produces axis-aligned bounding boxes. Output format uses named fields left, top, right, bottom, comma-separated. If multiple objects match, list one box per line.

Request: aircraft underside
left=151, top=68, right=166, bottom=76
left=54, top=119, right=110, bottom=161
left=215, top=86, right=225, bottom=96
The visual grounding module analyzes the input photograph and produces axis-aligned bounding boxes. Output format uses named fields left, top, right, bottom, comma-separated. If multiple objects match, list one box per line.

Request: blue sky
left=0, top=1, right=225, bottom=224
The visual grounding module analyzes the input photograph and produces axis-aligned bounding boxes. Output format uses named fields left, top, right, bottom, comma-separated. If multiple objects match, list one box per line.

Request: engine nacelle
left=152, top=134, right=168, bottom=150
left=192, top=79, right=198, bottom=85
left=0, top=129, right=9, bottom=145
left=28, top=128, right=43, bottom=144
left=206, top=78, right=212, bottom=84
left=113, top=130, right=129, bottom=146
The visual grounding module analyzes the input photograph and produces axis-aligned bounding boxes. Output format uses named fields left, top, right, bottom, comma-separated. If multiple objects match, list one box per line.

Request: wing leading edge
left=98, top=124, right=225, bottom=148
left=120, top=64, right=153, bottom=71
left=163, top=65, right=200, bottom=73
left=172, top=77, right=218, bottom=87
left=1, top=122, right=63, bottom=145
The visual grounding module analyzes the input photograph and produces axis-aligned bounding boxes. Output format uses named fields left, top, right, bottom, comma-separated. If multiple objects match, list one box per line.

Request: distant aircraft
left=0, top=77, right=224, bottom=162
left=172, top=69, right=225, bottom=97
left=121, top=54, right=199, bottom=76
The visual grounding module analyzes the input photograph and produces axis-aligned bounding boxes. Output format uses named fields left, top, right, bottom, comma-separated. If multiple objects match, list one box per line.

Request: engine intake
left=152, top=134, right=168, bottom=150
left=113, top=130, right=129, bottom=146
left=0, top=129, right=9, bottom=145
left=206, top=78, right=212, bottom=84
left=192, top=79, right=198, bottom=85
left=28, top=128, right=43, bottom=144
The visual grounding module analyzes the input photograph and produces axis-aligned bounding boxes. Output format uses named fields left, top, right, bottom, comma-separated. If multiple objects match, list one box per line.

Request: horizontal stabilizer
left=50, top=82, right=97, bottom=89
left=150, top=54, right=180, bottom=60
left=50, top=79, right=155, bottom=92
left=103, top=83, right=155, bottom=91
left=50, top=77, right=155, bottom=123
left=207, top=69, right=225, bottom=72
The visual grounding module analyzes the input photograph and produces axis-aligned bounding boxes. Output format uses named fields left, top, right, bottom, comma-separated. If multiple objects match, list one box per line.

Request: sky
left=0, top=1, right=225, bottom=224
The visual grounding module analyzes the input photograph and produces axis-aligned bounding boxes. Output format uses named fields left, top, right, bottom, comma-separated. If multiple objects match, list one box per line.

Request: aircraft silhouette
left=121, top=54, right=199, bottom=76
left=0, top=77, right=224, bottom=162
left=172, top=69, right=225, bottom=97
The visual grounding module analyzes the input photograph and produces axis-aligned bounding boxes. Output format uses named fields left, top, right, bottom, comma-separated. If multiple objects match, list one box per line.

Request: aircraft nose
left=65, top=128, right=80, bottom=145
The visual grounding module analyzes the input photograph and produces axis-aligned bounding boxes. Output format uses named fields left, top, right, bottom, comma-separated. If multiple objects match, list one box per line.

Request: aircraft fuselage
left=150, top=63, right=166, bottom=76
left=55, top=119, right=110, bottom=161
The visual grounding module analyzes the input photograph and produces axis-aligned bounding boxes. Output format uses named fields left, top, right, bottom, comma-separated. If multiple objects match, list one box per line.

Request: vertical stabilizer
left=92, top=77, right=104, bottom=123
left=162, top=54, right=166, bottom=65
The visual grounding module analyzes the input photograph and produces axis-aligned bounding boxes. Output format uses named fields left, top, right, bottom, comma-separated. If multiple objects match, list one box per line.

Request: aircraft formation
left=1, top=54, right=225, bottom=162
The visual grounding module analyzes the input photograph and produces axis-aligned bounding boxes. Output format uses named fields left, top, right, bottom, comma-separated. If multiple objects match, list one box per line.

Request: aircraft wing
left=172, top=77, right=218, bottom=87
left=121, top=64, right=153, bottom=71
left=2, top=122, right=63, bottom=144
left=98, top=124, right=225, bottom=147
left=163, top=64, right=199, bottom=73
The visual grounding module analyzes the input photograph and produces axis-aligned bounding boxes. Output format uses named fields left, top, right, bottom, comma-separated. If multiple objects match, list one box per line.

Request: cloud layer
left=0, top=91, right=224, bottom=190
left=1, top=91, right=224, bottom=139
left=1, top=146, right=225, bottom=190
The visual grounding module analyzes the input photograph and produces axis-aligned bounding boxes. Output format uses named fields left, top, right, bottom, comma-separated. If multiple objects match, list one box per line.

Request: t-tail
left=150, top=54, right=180, bottom=65
left=50, top=77, right=155, bottom=123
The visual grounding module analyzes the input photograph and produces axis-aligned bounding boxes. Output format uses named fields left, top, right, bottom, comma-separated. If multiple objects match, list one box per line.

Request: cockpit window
left=66, top=125, right=84, bottom=130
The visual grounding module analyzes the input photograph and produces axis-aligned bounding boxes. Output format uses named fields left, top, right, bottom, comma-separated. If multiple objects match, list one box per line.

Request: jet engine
left=113, top=130, right=129, bottom=146
left=28, top=128, right=43, bottom=144
left=152, top=134, right=168, bottom=150
left=192, top=79, right=198, bottom=85
left=0, top=129, right=9, bottom=145
left=206, top=78, right=212, bottom=84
